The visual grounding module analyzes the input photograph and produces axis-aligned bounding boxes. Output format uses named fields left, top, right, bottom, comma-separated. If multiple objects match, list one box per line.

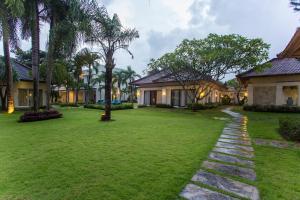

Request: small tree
left=87, top=6, right=139, bottom=121
left=148, top=34, right=270, bottom=106
left=226, top=78, right=245, bottom=105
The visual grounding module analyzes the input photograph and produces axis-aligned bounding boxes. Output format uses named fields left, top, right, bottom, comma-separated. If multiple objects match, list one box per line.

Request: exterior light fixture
left=7, top=100, right=14, bottom=114
left=162, top=90, right=166, bottom=96
left=136, top=90, right=140, bottom=97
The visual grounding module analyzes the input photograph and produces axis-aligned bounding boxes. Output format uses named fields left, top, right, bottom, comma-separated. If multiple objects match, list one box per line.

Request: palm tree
left=87, top=6, right=139, bottom=121
left=113, top=70, right=126, bottom=101
left=71, top=53, right=85, bottom=105
left=124, top=66, right=141, bottom=102
left=0, top=1, right=21, bottom=113
left=78, top=48, right=100, bottom=105
left=21, top=0, right=43, bottom=112
left=43, top=0, right=92, bottom=110
left=92, top=73, right=105, bottom=102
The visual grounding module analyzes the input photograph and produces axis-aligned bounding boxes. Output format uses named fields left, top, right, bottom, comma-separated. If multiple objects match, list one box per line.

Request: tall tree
left=291, top=0, right=300, bottom=11
left=0, top=0, right=21, bottom=113
left=71, top=53, right=85, bottom=105
left=124, top=66, right=140, bottom=102
left=0, top=57, right=18, bottom=111
left=112, top=69, right=126, bottom=101
left=148, top=34, right=270, bottom=106
left=43, top=0, right=93, bottom=110
left=77, top=48, right=100, bottom=105
left=21, top=0, right=43, bottom=112
left=87, top=6, right=139, bottom=121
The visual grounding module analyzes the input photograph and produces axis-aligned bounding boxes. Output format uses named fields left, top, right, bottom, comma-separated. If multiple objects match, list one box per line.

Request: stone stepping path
left=218, top=138, right=251, bottom=146
left=209, top=152, right=254, bottom=168
left=216, top=142, right=254, bottom=152
left=181, top=184, right=237, bottom=200
left=202, top=161, right=256, bottom=181
left=213, top=147, right=254, bottom=159
left=192, top=170, right=259, bottom=200
left=180, top=108, right=259, bottom=200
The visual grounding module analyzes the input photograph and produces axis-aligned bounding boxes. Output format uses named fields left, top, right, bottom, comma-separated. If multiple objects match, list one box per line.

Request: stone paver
left=213, top=147, right=254, bottom=159
left=180, top=184, right=237, bottom=200
left=202, top=161, right=256, bottom=181
left=192, top=170, right=259, bottom=200
left=180, top=108, right=259, bottom=200
left=220, top=134, right=250, bottom=140
left=209, top=152, right=254, bottom=168
left=218, top=138, right=251, bottom=146
left=216, top=142, right=254, bottom=152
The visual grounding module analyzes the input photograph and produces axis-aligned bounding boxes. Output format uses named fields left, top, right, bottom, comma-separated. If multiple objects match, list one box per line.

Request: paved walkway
left=180, top=108, right=259, bottom=200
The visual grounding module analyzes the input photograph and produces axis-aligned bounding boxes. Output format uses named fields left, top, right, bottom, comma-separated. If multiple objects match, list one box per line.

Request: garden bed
left=19, top=110, right=63, bottom=122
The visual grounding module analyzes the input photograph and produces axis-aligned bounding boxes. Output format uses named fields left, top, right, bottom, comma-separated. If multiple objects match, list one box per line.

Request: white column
left=247, top=84, right=253, bottom=105
left=138, top=89, right=144, bottom=105
left=162, top=88, right=167, bottom=104
left=298, top=85, right=300, bottom=106
left=276, top=85, right=283, bottom=105
left=166, top=89, right=171, bottom=105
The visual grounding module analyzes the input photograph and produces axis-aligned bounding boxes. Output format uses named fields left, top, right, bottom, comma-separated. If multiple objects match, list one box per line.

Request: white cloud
left=1, top=0, right=300, bottom=77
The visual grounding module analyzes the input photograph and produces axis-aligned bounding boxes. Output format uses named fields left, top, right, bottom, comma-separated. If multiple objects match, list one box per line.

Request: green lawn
left=0, top=107, right=226, bottom=200
left=234, top=107, right=300, bottom=200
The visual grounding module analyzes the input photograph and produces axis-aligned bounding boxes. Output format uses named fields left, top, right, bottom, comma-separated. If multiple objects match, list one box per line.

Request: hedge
left=187, top=103, right=219, bottom=111
left=84, top=103, right=134, bottom=110
left=59, top=103, right=81, bottom=107
left=19, top=110, right=63, bottom=122
left=155, top=104, right=173, bottom=108
left=243, top=105, right=300, bottom=113
left=279, top=117, right=300, bottom=141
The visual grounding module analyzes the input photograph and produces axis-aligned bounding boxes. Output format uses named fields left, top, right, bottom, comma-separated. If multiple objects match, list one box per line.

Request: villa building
left=0, top=60, right=47, bottom=108
left=132, top=71, right=228, bottom=107
left=238, top=28, right=300, bottom=106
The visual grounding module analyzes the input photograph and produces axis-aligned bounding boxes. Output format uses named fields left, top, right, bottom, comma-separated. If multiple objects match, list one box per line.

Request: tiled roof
left=131, top=70, right=169, bottom=85
left=132, top=70, right=226, bottom=89
left=12, top=60, right=33, bottom=81
left=238, top=58, right=300, bottom=78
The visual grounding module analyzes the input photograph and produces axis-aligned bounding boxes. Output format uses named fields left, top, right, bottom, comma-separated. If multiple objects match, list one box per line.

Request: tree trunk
left=102, top=66, right=113, bottom=121
left=2, top=22, right=14, bottom=113
left=46, top=15, right=56, bottom=110
left=31, top=0, right=40, bottom=112
left=0, top=88, right=7, bottom=111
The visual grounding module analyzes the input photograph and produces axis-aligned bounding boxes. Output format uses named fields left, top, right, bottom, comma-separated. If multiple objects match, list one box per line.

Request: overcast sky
left=1, top=0, right=300, bottom=77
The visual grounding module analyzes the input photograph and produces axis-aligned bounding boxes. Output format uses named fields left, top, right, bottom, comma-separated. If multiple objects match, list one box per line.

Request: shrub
left=137, top=105, right=148, bottom=108
left=155, top=104, right=173, bottom=108
left=84, top=103, right=134, bottom=110
left=243, top=105, right=300, bottom=113
left=221, top=95, right=231, bottom=105
left=279, top=117, right=300, bottom=141
left=19, top=110, right=63, bottom=122
left=60, top=103, right=80, bottom=107
left=187, top=103, right=219, bottom=111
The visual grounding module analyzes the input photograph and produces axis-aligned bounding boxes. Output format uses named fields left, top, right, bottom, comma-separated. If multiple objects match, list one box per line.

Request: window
left=18, top=89, right=28, bottom=106
left=18, top=89, right=43, bottom=107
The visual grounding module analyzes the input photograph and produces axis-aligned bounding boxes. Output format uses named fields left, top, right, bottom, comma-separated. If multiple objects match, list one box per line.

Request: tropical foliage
left=86, top=7, right=139, bottom=121
left=148, top=34, right=270, bottom=104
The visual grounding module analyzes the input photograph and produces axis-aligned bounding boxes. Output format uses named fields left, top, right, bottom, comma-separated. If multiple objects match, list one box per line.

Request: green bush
left=221, top=95, right=231, bottom=105
left=84, top=103, right=134, bottom=110
left=243, top=105, right=300, bottom=113
left=187, top=103, right=219, bottom=111
left=60, top=103, right=80, bottom=107
left=137, top=105, right=148, bottom=108
left=155, top=104, right=173, bottom=108
left=279, top=117, right=300, bottom=141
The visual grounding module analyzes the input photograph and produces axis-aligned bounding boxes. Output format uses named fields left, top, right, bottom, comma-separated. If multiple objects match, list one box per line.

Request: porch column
left=298, top=85, right=300, bottom=106
left=166, top=89, right=171, bottom=105
left=138, top=89, right=144, bottom=105
left=247, top=84, right=253, bottom=105
left=162, top=88, right=167, bottom=104
left=276, top=84, right=283, bottom=105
